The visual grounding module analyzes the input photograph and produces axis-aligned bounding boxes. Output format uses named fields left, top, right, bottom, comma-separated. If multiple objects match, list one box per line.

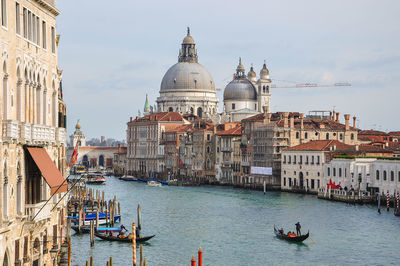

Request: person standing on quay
left=295, top=222, right=301, bottom=236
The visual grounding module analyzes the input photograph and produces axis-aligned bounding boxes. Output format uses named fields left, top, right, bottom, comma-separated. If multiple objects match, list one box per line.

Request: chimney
left=283, top=112, right=289, bottom=128
left=289, top=116, right=294, bottom=128
left=300, top=113, right=304, bottom=129
left=336, top=112, right=340, bottom=122
left=130, top=117, right=133, bottom=122
left=332, top=110, right=336, bottom=121
left=353, top=116, right=357, bottom=128
left=344, top=114, right=350, bottom=130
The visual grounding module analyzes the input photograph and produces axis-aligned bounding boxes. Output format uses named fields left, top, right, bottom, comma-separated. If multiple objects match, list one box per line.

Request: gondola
left=71, top=225, right=123, bottom=234
left=94, top=232, right=155, bottom=243
left=274, top=225, right=309, bottom=243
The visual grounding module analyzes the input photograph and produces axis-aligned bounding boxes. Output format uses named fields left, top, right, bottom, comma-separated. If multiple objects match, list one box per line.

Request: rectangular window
left=28, top=10, right=31, bottom=40
left=232, top=103, right=235, bottom=110
left=1, top=0, right=7, bottom=27
left=293, top=155, right=296, bottom=164
left=51, top=26, right=55, bottom=53
left=311, top=179, right=315, bottom=189
left=284, top=177, right=286, bottom=186
left=318, top=179, right=320, bottom=188
left=305, top=132, right=308, bottom=139
left=42, top=21, right=46, bottom=48
left=36, top=16, right=40, bottom=44
left=32, top=15, right=36, bottom=43
left=16, top=3, right=20, bottom=34
left=23, top=7, right=26, bottom=38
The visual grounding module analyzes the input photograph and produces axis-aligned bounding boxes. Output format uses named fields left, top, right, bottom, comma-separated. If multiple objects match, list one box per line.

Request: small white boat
left=147, top=181, right=162, bottom=187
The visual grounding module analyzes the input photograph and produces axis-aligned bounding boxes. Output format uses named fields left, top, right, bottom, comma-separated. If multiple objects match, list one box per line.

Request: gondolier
left=295, top=222, right=301, bottom=236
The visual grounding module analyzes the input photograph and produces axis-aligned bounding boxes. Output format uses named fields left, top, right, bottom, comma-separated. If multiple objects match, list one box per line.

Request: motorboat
left=147, top=181, right=162, bottom=187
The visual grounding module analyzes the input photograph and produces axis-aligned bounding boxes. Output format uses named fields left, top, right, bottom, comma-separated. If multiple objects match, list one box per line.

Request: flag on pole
left=68, top=136, right=80, bottom=168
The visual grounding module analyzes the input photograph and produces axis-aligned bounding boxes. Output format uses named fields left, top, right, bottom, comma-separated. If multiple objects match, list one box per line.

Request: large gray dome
left=160, top=62, right=215, bottom=92
left=223, top=78, right=257, bottom=101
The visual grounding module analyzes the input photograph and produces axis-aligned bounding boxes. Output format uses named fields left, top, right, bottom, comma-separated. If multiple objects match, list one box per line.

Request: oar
left=309, top=236, right=317, bottom=244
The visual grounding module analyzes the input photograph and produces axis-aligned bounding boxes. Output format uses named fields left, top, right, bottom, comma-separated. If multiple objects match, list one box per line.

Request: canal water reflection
left=71, top=177, right=400, bottom=265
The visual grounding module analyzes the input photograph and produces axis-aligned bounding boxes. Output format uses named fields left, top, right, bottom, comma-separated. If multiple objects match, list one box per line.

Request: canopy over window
left=26, top=147, right=67, bottom=195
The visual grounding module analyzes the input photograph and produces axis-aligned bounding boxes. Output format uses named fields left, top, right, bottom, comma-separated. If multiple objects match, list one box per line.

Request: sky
left=56, top=0, right=400, bottom=140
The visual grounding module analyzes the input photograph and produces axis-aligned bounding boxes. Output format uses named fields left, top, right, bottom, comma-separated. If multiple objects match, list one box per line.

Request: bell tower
left=257, top=61, right=271, bottom=113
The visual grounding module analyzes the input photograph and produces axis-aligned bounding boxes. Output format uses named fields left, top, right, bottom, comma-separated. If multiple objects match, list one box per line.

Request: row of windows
left=3, top=1, right=57, bottom=53
left=376, top=170, right=400, bottom=182
left=283, top=177, right=320, bottom=189
left=283, top=155, right=320, bottom=165
left=327, top=167, right=347, bottom=178
left=295, top=132, right=355, bottom=140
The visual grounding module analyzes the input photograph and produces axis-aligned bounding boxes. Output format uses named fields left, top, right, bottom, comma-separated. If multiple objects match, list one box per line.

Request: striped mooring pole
left=387, top=190, right=390, bottom=211
left=132, top=220, right=136, bottom=266
left=397, top=191, right=399, bottom=210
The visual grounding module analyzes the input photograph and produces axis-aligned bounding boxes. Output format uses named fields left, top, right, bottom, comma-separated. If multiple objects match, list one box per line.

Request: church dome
left=224, top=58, right=257, bottom=101
left=224, top=78, right=257, bottom=101
left=247, top=66, right=257, bottom=82
left=160, top=62, right=215, bottom=92
left=260, top=63, right=270, bottom=79
left=160, top=27, right=215, bottom=93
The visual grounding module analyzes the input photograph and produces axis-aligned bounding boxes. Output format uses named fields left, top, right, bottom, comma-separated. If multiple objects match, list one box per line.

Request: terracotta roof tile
left=284, top=140, right=353, bottom=151
left=217, top=125, right=242, bottom=136
left=358, top=130, right=389, bottom=136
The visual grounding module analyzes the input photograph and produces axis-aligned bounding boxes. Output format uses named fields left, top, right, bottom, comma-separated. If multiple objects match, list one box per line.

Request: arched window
left=333, top=168, right=336, bottom=176
left=383, top=170, right=387, bottom=181
left=293, top=155, right=296, bottom=164
left=296, top=132, right=299, bottom=139
left=206, top=146, right=210, bottom=154
left=326, top=133, right=329, bottom=140
left=17, top=162, right=22, bottom=215
left=327, top=167, right=330, bottom=176
left=339, top=168, right=342, bottom=177
left=391, top=171, right=394, bottom=181
left=288, top=156, right=291, bottom=164
left=206, top=159, right=211, bottom=169
left=376, top=170, right=379, bottom=180
left=190, top=107, right=194, bottom=114
left=2, top=61, right=8, bottom=119
left=168, top=107, right=173, bottom=112
left=351, top=133, right=354, bottom=140
left=3, top=162, right=8, bottom=219
left=197, top=107, right=203, bottom=118
left=43, top=78, right=47, bottom=125
left=99, top=155, right=105, bottom=166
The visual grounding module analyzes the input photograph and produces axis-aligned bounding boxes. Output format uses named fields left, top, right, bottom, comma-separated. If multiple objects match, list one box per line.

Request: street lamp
left=50, top=245, right=58, bottom=265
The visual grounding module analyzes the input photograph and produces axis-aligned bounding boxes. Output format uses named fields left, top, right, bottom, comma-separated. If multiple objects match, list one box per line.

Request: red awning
left=26, top=147, right=68, bottom=195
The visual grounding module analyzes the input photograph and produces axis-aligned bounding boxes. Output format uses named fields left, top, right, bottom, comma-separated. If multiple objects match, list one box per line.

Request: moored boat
left=71, top=225, right=124, bottom=234
left=395, top=210, right=400, bottom=217
left=86, top=174, right=106, bottom=184
left=274, top=225, right=309, bottom=243
left=119, top=175, right=138, bottom=181
left=147, top=180, right=162, bottom=187
left=94, top=232, right=155, bottom=243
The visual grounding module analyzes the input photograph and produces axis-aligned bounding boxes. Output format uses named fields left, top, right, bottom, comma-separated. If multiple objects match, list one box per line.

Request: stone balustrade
left=25, top=201, right=52, bottom=222
left=2, top=119, right=20, bottom=141
left=1, top=119, right=66, bottom=145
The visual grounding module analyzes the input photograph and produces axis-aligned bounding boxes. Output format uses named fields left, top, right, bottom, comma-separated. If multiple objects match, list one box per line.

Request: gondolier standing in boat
left=295, top=222, right=301, bottom=236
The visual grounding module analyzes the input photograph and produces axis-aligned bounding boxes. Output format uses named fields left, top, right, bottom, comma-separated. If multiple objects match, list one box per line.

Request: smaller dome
left=223, top=78, right=257, bottom=101
left=260, top=63, right=270, bottom=79
left=75, top=121, right=81, bottom=129
left=247, top=66, right=257, bottom=82
left=182, top=27, right=195, bottom=44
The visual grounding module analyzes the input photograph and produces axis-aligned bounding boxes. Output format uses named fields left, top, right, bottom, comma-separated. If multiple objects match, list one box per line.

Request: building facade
left=126, top=112, right=189, bottom=177
left=0, top=0, right=68, bottom=265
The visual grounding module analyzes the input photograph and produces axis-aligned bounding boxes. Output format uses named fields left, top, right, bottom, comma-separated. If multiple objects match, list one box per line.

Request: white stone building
left=156, top=28, right=219, bottom=121
left=324, top=158, right=400, bottom=195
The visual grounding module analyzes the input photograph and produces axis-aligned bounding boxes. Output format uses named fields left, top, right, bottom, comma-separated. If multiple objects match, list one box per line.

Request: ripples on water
left=71, top=177, right=400, bottom=265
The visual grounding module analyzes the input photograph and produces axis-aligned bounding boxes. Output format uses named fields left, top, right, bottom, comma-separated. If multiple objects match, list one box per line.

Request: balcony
left=221, top=147, right=233, bottom=152
left=56, top=127, right=67, bottom=144
left=25, top=201, right=52, bottom=222
left=223, top=161, right=233, bottom=167
left=20, top=122, right=32, bottom=142
left=2, top=120, right=19, bottom=142
left=31, top=124, right=56, bottom=144
left=242, top=161, right=250, bottom=167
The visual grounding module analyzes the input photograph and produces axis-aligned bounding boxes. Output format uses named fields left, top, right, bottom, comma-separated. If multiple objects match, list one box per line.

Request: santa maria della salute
left=154, top=28, right=271, bottom=123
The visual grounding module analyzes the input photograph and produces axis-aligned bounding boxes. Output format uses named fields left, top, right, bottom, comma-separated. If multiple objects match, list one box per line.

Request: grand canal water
left=71, top=177, right=400, bottom=265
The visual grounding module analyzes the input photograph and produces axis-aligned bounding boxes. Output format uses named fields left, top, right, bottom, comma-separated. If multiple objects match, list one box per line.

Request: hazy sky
left=57, top=0, right=400, bottom=140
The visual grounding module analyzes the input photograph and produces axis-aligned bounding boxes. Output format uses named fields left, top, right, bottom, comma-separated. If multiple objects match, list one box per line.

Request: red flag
left=67, top=137, right=80, bottom=167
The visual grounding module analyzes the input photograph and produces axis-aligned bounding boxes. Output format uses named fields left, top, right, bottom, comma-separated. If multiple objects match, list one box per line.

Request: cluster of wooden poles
left=378, top=190, right=400, bottom=213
